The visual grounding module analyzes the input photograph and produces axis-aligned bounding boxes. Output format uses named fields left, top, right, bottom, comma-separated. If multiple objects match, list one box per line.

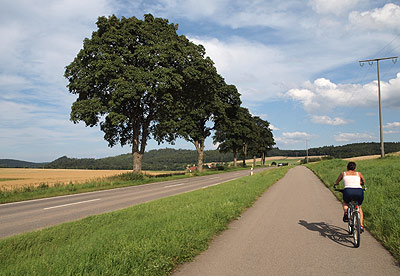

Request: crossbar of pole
left=359, top=56, right=398, bottom=63
left=359, top=56, right=398, bottom=158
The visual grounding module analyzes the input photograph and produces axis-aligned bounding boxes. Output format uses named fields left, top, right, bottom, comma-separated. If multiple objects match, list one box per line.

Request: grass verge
left=306, top=155, right=400, bottom=263
left=0, top=167, right=288, bottom=276
left=0, top=166, right=251, bottom=204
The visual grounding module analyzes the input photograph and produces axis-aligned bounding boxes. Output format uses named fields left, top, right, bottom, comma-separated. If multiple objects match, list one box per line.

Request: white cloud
left=383, top=121, right=400, bottom=128
left=312, top=115, right=351, bottom=125
left=270, top=124, right=279, bottom=131
left=276, top=131, right=313, bottom=145
left=309, top=0, right=360, bottom=15
left=286, top=73, right=400, bottom=113
left=0, top=0, right=113, bottom=89
left=349, top=3, right=400, bottom=31
left=334, top=132, right=375, bottom=142
left=191, top=37, right=308, bottom=102
left=147, top=0, right=306, bottom=29
left=383, top=121, right=400, bottom=134
left=282, top=132, right=312, bottom=139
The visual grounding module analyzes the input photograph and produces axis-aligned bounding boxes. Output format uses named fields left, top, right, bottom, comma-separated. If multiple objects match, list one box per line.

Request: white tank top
left=343, top=172, right=362, bottom=189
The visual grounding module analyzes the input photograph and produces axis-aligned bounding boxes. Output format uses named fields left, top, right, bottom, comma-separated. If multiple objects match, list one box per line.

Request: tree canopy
left=65, top=14, right=237, bottom=173
left=153, top=47, right=242, bottom=171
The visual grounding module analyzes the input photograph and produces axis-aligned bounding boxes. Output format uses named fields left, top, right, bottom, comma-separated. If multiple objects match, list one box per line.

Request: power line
left=359, top=56, right=398, bottom=158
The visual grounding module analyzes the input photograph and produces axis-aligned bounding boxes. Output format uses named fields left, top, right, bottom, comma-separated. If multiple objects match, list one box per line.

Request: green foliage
left=0, top=159, right=46, bottom=168
left=299, top=156, right=334, bottom=164
left=247, top=116, right=275, bottom=164
left=214, top=107, right=253, bottom=163
left=307, top=156, right=400, bottom=263
left=269, top=142, right=400, bottom=158
left=0, top=167, right=288, bottom=276
left=64, top=14, right=241, bottom=173
left=43, top=149, right=234, bottom=170
left=214, top=108, right=274, bottom=166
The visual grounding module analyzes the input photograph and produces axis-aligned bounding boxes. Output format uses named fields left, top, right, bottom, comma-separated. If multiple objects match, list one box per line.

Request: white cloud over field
left=311, top=115, right=351, bottom=125
left=275, top=131, right=314, bottom=145
left=349, top=3, right=400, bottom=31
left=334, top=132, right=375, bottom=142
left=383, top=121, right=400, bottom=134
left=286, top=73, right=400, bottom=113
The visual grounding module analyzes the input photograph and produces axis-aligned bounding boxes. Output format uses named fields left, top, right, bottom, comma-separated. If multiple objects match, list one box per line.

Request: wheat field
left=0, top=168, right=130, bottom=190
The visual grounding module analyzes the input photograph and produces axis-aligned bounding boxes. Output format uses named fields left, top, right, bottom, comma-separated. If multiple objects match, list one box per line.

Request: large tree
left=252, top=116, right=275, bottom=165
left=65, top=14, right=192, bottom=173
left=214, top=107, right=255, bottom=167
left=155, top=47, right=241, bottom=172
left=247, top=116, right=275, bottom=166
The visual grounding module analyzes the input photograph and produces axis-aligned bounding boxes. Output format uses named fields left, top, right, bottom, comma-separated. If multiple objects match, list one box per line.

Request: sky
left=1, top=0, right=400, bottom=162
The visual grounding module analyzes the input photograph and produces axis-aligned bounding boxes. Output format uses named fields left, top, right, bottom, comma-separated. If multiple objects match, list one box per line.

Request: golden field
left=0, top=168, right=132, bottom=190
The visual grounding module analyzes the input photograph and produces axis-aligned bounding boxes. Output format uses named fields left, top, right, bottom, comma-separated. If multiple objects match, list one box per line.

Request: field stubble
left=0, top=168, right=177, bottom=190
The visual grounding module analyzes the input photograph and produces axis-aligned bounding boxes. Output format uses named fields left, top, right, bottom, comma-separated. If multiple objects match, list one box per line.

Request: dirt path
left=172, top=166, right=400, bottom=276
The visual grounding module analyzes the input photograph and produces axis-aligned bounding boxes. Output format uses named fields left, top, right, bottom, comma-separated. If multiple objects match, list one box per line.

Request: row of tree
left=3, top=142, right=399, bottom=170
left=65, top=14, right=274, bottom=173
left=268, top=142, right=400, bottom=158
left=42, top=149, right=234, bottom=171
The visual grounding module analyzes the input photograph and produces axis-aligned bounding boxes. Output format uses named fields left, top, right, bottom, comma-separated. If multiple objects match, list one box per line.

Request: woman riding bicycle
left=334, top=161, right=366, bottom=231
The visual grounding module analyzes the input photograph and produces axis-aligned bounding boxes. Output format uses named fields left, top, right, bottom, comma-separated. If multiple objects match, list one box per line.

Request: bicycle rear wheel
left=353, top=212, right=361, bottom=248
left=347, top=208, right=353, bottom=234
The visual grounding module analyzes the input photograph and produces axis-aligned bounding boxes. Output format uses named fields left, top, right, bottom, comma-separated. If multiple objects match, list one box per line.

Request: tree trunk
left=242, top=143, right=247, bottom=167
left=253, top=155, right=256, bottom=168
left=133, top=151, right=143, bottom=174
left=132, top=122, right=143, bottom=174
left=262, top=152, right=265, bottom=166
left=194, top=140, right=205, bottom=172
left=233, top=149, right=238, bottom=167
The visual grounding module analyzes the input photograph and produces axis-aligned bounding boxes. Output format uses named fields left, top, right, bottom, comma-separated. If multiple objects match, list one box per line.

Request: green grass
left=0, top=166, right=251, bottom=204
left=307, top=155, right=400, bottom=262
left=0, top=167, right=289, bottom=276
left=0, top=178, right=19, bottom=182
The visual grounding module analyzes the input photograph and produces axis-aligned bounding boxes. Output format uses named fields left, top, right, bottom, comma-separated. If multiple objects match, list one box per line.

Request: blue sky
left=1, top=0, right=400, bottom=162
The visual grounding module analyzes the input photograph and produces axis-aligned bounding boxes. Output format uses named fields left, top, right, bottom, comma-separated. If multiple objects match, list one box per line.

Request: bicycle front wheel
left=353, top=212, right=361, bottom=248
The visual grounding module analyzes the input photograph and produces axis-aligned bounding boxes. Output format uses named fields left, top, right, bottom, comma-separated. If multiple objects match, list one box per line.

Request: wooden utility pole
left=359, top=56, right=398, bottom=158
left=306, top=139, right=309, bottom=163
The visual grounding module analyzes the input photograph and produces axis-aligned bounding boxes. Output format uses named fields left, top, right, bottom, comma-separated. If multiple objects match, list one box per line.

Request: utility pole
left=306, top=139, right=309, bottom=163
left=359, top=56, right=398, bottom=158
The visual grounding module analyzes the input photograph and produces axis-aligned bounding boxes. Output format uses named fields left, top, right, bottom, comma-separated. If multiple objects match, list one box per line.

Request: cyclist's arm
left=359, top=172, right=366, bottom=186
left=334, top=172, right=343, bottom=185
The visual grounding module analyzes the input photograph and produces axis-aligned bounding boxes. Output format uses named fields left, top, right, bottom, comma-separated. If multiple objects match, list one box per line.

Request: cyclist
left=334, top=161, right=366, bottom=232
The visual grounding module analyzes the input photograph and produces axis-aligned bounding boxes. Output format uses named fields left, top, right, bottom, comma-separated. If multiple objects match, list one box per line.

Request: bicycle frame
left=333, top=185, right=364, bottom=248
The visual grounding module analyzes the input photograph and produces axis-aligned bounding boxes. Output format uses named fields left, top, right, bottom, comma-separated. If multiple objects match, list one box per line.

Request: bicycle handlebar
left=333, top=184, right=367, bottom=192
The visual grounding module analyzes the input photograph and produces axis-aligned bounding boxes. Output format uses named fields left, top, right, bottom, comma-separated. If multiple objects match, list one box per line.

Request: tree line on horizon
left=65, top=14, right=274, bottom=173
left=2, top=142, right=399, bottom=170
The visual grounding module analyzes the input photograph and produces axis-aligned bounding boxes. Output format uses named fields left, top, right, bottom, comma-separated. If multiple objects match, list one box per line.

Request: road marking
left=164, top=183, right=186, bottom=188
left=43, top=199, right=101, bottom=210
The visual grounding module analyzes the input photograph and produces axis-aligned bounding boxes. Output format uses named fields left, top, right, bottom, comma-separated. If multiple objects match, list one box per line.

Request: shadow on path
left=299, top=220, right=354, bottom=248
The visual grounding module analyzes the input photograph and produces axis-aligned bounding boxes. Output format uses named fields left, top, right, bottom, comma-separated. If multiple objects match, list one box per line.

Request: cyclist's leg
left=360, top=206, right=364, bottom=228
left=354, top=188, right=364, bottom=229
left=342, top=189, right=351, bottom=222
left=342, top=202, right=348, bottom=212
left=342, top=202, right=349, bottom=221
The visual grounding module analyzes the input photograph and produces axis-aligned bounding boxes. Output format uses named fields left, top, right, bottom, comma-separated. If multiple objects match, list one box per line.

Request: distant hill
left=0, top=159, right=47, bottom=168
left=2, top=142, right=399, bottom=170
left=269, top=142, right=400, bottom=159
left=44, top=149, right=234, bottom=171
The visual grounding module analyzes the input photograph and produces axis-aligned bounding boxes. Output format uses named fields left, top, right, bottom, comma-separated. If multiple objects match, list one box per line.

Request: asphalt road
left=173, top=166, right=400, bottom=276
left=0, top=167, right=268, bottom=239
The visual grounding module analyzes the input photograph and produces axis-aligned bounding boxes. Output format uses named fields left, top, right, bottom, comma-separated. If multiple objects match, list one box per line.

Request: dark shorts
left=343, top=188, right=364, bottom=205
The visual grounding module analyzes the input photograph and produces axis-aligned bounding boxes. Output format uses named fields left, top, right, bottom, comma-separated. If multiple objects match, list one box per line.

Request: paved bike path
left=173, top=166, right=400, bottom=276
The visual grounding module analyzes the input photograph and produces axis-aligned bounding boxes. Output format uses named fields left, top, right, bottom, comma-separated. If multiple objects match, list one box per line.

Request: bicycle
left=333, top=184, right=366, bottom=248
